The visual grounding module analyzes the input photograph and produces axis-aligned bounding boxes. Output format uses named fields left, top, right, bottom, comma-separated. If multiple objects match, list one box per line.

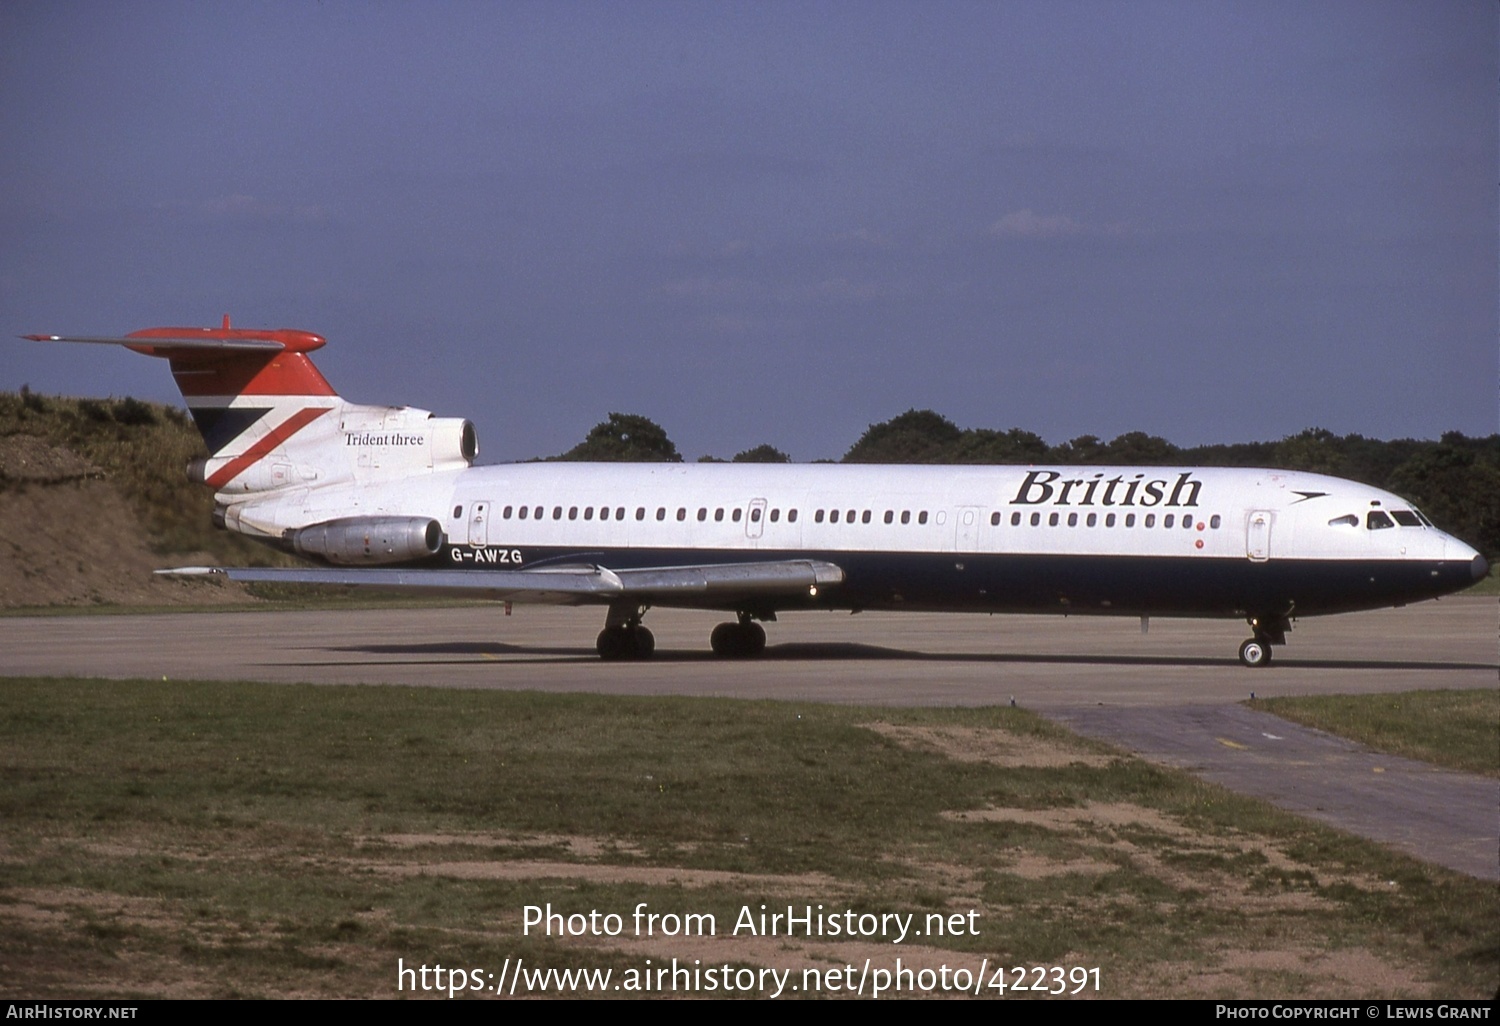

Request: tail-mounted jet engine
left=288, top=517, right=444, bottom=565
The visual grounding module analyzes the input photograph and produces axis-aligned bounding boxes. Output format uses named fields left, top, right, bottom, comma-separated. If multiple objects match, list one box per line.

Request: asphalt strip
left=1040, top=703, right=1499, bottom=881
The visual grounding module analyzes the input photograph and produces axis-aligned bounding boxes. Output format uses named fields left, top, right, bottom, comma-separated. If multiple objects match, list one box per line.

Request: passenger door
left=1246, top=510, right=1273, bottom=562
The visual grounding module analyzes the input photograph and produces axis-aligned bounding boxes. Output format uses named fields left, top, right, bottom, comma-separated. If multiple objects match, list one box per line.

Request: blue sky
left=3, top=1, right=1495, bottom=461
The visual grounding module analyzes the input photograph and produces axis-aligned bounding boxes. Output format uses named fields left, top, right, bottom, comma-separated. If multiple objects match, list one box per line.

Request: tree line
left=553, top=409, right=1500, bottom=560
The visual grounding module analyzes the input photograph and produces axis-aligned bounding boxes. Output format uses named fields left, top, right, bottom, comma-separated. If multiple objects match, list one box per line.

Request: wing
left=159, top=559, right=845, bottom=607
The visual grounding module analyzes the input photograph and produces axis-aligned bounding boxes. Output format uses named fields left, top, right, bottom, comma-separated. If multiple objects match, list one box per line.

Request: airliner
left=24, top=320, right=1488, bottom=665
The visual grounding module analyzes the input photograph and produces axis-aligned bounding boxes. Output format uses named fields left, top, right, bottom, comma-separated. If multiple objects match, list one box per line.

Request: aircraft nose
left=1473, top=553, right=1490, bottom=582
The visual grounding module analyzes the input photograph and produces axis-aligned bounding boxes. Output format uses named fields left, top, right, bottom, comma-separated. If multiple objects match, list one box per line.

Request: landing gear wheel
left=597, top=626, right=656, bottom=661
left=1239, top=638, right=1272, bottom=667
left=711, top=621, right=767, bottom=658
left=710, top=623, right=739, bottom=657
left=739, top=621, right=766, bottom=657
left=597, top=627, right=629, bottom=661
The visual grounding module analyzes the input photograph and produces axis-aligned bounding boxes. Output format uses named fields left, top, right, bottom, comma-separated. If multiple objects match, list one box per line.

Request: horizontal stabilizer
left=23, top=335, right=285, bottom=352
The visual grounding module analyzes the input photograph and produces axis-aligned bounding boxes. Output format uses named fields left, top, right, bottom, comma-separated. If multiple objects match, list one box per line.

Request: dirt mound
left=0, top=435, right=250, bottom=609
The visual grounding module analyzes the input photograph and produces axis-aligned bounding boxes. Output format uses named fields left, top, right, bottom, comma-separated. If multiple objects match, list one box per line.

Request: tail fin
left=26, top=316, right=342, bottom=492
left=24, top=317, right=476, bottom=497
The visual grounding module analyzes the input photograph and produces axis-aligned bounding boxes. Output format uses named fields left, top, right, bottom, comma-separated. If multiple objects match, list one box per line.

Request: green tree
left=732, top=444, right=791, bottom=463
left=953, top=427, right=1050, bottom=463
left=1387, top=437, right=1500, bottom=559
left=556, top=413, right=682, bottom=462
left=843, top=409, right=963, bottom=463
left=1102, top=431, right=1180, bottom=465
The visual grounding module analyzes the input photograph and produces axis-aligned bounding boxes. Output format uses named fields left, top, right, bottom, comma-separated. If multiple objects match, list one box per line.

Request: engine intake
left=289, top=517, right=444, bottom=565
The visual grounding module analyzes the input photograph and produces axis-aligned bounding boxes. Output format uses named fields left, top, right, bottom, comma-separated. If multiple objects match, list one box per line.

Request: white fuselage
left=221, top=461, right=1480, bottom=620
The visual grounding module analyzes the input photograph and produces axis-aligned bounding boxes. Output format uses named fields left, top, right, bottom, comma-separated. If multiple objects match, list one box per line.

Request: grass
left=1248, top=690, right=1500, bottom=778
left=1458, top=573, right=1500, bottom=596
left=1, top=678, right=1495, bottom=999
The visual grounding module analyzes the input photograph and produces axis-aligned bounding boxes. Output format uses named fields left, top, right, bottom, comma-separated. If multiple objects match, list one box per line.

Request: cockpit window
left=1328, top=514, right=1358, bottom=527
left=1390, top=510, right=1421, bottom=527
left=1366, top=511, right=1395, bottom=530
left=1413, top=509, right=1434, bottom=527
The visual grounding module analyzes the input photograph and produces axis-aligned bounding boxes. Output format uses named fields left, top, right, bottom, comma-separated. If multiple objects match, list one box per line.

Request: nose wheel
left=1238, top=637, right=1272, bottom=667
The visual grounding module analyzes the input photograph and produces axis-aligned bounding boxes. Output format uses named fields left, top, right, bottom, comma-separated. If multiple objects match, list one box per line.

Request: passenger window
left=1164, top=514, right=1175, bottom=528
left=1105, top=513, right=1116, bottom=527
left=1145, top=514, right=1156, bottom=528
left=888, top=511, right=897, bottom=525
left=636, top=507, right=646, bottom=521
left=1067, top=513, right=1077, bottom=527
left=989, top=512, right=1000, bottom=526
left=861, top=510, right=871, bottom=524
left=1125, top=513, right=1136, bottom=527
left=584, top=507, right=593, bottom=520
left=1366, top=511, right=1394, bottom=530
left=697, top=508, right=707, bottom=521
left=519, top=506, right=528, bottom=520
left=1030, top=512, right=1040, bottom=526
left=553, top=506, right=563, bottom=520
left=533, top=507, right=542, bottom=520
left=918, top=511, right=928, bottom=525
left=830, top=510, right=840, bottom=524
left=815, top=510, right=825, bottom=523
left=1184, top=517, right=1195, bottom=530
left=599, top=507, right=609, bottom=521
left=732, top=508, right=742, bottom=522
left=788, top=509, right=798, bottom=523
left=677, top=508, right=686, bottom=521
left=502, top=505, right=513, bottom=519
left=847, top=509, right=856, bottom=523
left=770, top=509, right=780, bottom=522
left=904, top=511, right=913, bottom=525
left=1010, top=512, right=1020, bottom=526
left=1210, top=515, right=1221, bottom=529
left=715, top=508, right=724, bottom=522
left=569, top=507, right=579, bottom=520
left=1086, top=513, right=1096, bottom=527
left=453, top=505, right=463, bottom=519
left=751, top=508, right=762, bottom=522
left=656, top=507, right=666, bottom=521
left=1048, top=512, right=1059, bottom=526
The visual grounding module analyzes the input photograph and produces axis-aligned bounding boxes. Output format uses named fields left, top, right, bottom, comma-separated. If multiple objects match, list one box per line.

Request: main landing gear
left=710, top=615, right=767, bottom=658
left=596, top=602, right=655, bottom=661
left=596, top=624, right=655, bottom=661
left=1238, top=613, right=1290, bottom=668
left=593, top=605, right=771, bottom=660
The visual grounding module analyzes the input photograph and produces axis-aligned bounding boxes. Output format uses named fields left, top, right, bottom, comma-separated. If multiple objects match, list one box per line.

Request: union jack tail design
left=25, top=318, right=476, bottom=499
left=26, top=316, right=346, bottom=496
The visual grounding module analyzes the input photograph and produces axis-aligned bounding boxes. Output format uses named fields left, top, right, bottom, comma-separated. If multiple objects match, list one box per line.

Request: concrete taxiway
left=2, top=595, right=1495, bottom=877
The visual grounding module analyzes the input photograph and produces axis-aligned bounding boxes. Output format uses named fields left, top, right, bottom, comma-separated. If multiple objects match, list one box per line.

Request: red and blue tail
left=25, top=318, right=476, bottom=500
left=26, top=316, right=345, bottom=492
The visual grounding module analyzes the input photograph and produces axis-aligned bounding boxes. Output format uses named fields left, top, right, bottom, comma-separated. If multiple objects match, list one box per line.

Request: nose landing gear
left=1238, top=637, right=1272, bottom=667
left=1239, top=613, right=1290, bottom=667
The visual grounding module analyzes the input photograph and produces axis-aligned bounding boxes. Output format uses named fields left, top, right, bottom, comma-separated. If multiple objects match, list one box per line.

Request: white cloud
left=989, top=208, right=1128, bottom=240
